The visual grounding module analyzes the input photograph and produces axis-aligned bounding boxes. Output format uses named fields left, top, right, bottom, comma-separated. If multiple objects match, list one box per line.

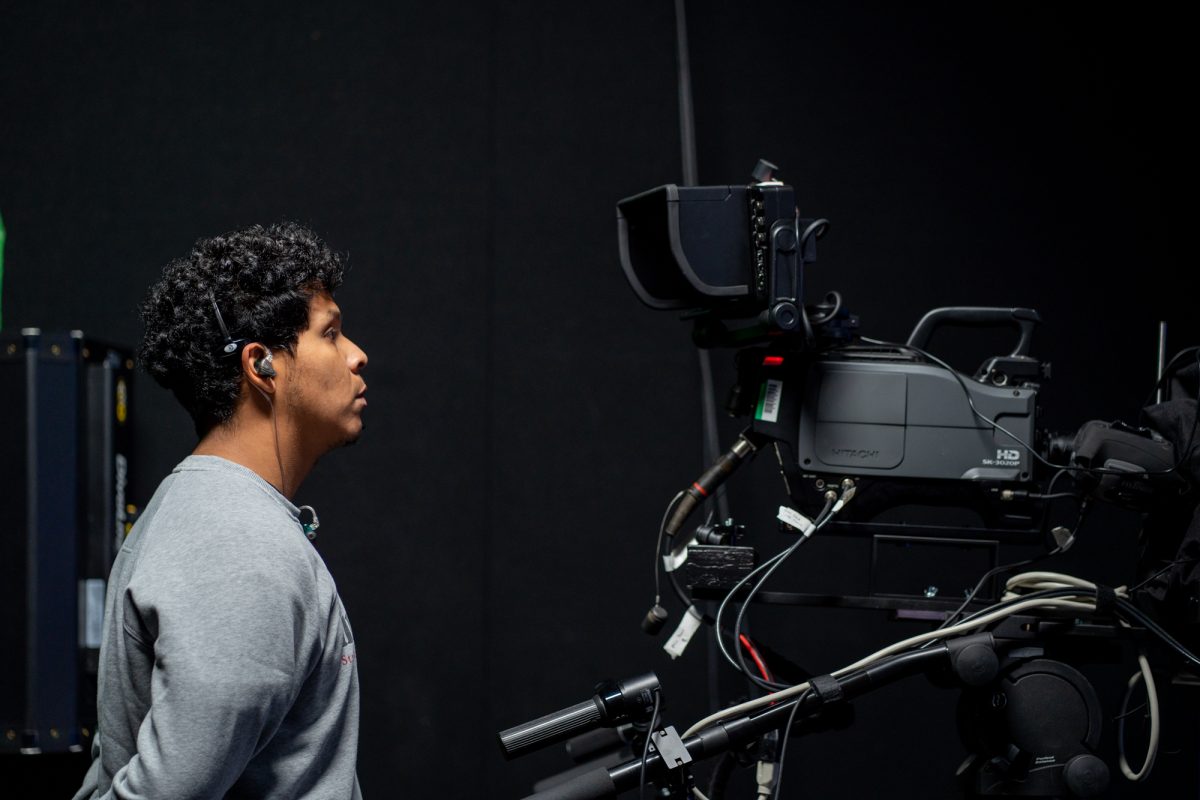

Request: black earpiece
left=254, top=351, right=276, bottom=378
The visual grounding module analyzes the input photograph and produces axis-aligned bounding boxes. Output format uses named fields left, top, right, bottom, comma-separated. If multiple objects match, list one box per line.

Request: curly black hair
left=139, top=221, right=345, bottom=435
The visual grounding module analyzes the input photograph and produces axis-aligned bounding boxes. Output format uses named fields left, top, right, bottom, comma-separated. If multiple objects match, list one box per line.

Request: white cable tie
left=663, top=604, right=704, bottom=660
left=662, top=547, right=688, bottom=573
left=755, top=760, right=777, bottom=796
left=777, top=505, right=814, bottom=536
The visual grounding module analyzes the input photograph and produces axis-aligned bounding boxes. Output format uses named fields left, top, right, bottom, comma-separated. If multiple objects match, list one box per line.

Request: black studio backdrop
left=0, top=2, right=1195, bottom=798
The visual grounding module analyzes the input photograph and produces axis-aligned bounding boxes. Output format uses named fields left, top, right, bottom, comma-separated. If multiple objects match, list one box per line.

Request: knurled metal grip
left=498, top=699, right=603, bottom=759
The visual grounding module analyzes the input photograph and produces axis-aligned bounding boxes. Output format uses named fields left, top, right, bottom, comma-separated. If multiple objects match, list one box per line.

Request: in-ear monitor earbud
left=254, top=351, right=276, bottom=378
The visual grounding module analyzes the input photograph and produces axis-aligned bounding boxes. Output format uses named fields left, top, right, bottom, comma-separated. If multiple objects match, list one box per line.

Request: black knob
left=773, top=227, right=797, bottom=252
left=770, top=302, right=799, bottom=331
left=1063, top=753, right=1109, bottom=797
left=953, top=643, right=999, bottom=687
left=751, top=159, right=779, bottom=182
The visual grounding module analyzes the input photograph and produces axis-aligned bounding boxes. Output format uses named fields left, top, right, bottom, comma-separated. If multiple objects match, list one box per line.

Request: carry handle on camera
left=907, top=306, right=1041, bottom=358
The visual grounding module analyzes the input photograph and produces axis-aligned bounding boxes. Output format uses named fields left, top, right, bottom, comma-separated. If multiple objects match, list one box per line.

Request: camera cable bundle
left=500, top=558, right=1200, bottom=800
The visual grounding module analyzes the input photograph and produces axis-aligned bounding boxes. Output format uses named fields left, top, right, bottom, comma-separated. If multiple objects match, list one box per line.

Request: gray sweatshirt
left=72, top=455, right=362, bottom=800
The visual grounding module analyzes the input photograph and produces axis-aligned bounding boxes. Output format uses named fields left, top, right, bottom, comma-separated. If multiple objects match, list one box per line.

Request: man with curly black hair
left=73, top=221, right=368, bottom=800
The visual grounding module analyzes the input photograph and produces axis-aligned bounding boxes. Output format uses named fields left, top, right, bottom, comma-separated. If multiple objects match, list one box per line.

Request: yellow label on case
left=116, top=378, right=128, bottom=423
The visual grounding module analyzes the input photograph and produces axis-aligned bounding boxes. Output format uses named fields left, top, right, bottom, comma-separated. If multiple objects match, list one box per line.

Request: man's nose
left=347, top=337, right=367, bottom=371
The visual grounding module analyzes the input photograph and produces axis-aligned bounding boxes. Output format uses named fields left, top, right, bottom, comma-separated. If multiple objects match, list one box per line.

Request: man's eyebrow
left=326, top=308, right=342, bottom=324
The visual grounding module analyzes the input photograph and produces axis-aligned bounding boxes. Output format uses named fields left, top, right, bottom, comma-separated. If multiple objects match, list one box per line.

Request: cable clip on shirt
left=299, top=505, right=320, bottom=540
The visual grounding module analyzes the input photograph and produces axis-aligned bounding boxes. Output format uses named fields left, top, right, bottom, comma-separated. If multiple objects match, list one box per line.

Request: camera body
left=618, top=177, right=1042, bottom=487
left=738, top=346, right=1037, bottom=484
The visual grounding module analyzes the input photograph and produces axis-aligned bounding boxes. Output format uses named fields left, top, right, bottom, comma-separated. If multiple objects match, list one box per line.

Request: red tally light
left=762, top=355, right=785, bottom=367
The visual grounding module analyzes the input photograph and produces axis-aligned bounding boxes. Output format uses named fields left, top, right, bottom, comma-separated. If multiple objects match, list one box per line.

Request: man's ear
left=242, top=344, right=277, bottom=393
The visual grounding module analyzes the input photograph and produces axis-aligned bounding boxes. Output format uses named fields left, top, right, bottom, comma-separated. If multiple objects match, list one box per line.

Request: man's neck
left=193, top=413, right=315, bottom=500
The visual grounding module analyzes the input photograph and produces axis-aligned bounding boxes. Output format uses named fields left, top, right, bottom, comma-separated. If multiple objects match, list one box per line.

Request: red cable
left=738, top=633, right=773, bottom=683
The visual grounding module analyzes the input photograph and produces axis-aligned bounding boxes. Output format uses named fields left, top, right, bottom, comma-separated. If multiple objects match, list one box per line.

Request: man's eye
left=325, top=329, right=340, bottom=340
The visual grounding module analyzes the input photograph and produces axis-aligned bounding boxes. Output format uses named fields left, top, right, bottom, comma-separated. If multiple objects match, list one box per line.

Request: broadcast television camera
left=617, top=160, right=1185, bottom=526
left=496, top=163, right=1199, bottom=800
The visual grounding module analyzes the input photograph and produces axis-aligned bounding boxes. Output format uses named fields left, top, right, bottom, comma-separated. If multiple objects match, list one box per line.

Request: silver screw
left=924, top=585, right=939, bottom=598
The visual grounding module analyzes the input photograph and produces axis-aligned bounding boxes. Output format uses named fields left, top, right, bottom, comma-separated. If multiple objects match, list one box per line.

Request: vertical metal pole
left=675, top=0, right=698, bottom=189
left=675, top=0, right=729, bottom=716
left=674, top=0, right=729, bottom=523
left=1156, top=321, right=1168, bottom=404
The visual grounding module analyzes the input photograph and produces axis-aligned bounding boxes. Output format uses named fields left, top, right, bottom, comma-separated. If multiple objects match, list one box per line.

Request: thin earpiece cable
left=252, top=375, right=287, bottom=497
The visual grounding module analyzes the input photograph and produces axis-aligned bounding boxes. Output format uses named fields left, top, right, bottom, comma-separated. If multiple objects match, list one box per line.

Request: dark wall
left=1, top=3, right=1194, bottom=797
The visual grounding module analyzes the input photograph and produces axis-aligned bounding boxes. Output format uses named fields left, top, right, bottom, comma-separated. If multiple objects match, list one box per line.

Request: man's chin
left=317, top=422, right=364, bottom=455
left=341, top=421, right=364, bottom=448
